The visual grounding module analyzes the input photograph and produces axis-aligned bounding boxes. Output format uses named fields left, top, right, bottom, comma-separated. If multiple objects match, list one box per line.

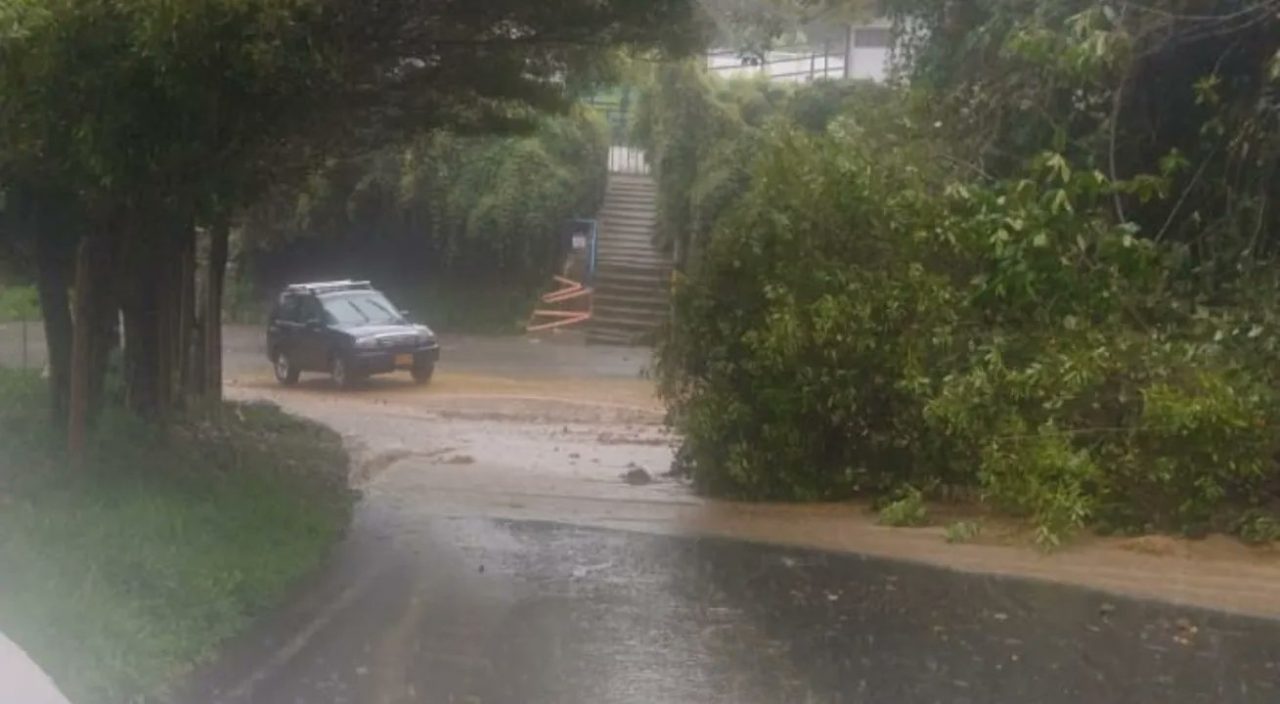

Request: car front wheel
left=274, top=351, right=300, bottom=386
left=411, top=361, right=435, bottom=385
left=330, top=354, right=359, bottom=389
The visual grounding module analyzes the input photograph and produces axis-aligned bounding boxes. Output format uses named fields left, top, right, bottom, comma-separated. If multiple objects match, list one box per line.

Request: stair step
left=590, top=314, right=663, bottom=331
left=600, top=211, right=658, bottom=225
left=587, top=328, right=653, bottom=346
left=608, top=175, right=657, bottom=188
left=598, top=257, right=667, bottom=268
left=594, top=311, right=666, bottom=327
left=598, top=260, right=671, bottom=274
left=596, top=259, right=670, bottom=273
left=600, top=219, right=656, bottom=229
left=598, top=242, right=665, bottom=255
left=595, top=279, right=669, bottom=295
left=595, top=293, right=670, bottom=312
left=598, top=257, right=670, bottom=271
left=599, top=235, right=661, bottom=245
left=591, top=289, right=670, bottom=305
left=602, top=195, right=656, bottom=205
left=595, top=278, right=671, bottom=297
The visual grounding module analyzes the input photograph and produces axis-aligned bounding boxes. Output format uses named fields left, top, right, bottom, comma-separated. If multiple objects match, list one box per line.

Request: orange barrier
left=527, top=276, right=593, bottom=332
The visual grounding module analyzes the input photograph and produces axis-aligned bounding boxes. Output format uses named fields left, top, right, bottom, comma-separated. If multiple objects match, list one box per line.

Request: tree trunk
left=121, top=236, right=162, bottom=419
left=67, top=239, right=96, bottom=464
left=204, top=219, right=229, bottom=402
left=87, top=284, right=117, bottom=420
left=35, top=235, right=73, bottom=425
left=155, top=235, right=176, bottom=416
left=176, top=229, right=196, bottom=403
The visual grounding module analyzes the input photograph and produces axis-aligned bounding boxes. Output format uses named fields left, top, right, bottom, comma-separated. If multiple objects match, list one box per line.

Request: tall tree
left=0, top=0, right=705, bottom=457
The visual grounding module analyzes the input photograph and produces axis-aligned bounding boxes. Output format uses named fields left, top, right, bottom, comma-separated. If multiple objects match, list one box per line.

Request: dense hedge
left=660, top=120, right=1280, bottom=546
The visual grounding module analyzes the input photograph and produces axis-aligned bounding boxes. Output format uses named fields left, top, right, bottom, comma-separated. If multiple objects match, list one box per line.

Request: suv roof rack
left=284, top=280, right=374, bottom=295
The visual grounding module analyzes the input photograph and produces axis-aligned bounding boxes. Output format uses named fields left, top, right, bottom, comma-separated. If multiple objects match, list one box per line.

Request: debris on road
left=622, top=463, right=653, bottom=485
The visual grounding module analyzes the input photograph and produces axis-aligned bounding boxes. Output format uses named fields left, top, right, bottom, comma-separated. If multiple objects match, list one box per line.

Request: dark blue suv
left=266, top=281, right=440, bottom=388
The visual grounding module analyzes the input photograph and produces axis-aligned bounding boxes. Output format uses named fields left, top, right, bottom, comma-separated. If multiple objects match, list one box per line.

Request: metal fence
left=0, top=319, right=47, bottom=372
left=707, top=46, right=848, bottom=83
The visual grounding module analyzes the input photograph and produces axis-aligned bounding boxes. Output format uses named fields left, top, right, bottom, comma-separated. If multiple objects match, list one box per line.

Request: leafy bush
left=945, top=520, right=982, bottom=544
left=878, top=488, right=929, bottom=527
left=659, top=118, right=1280, bottom=545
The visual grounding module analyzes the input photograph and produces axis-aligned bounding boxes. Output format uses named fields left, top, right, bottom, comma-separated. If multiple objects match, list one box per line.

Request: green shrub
left=659, top=117, right=1280, bottom=544
left=878, top=487, right=929, bottom=527
left=945, top=520, right=982, bottom=543
left=661, top=125, right=957, bottom=500
left=1234, top=510, right=1280, bottom=544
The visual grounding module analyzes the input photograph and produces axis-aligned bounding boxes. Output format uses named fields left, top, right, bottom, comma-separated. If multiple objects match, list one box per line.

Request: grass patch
left=0, top=370, right=353, bottom=703
left=0, top=284, right=39, bottom=322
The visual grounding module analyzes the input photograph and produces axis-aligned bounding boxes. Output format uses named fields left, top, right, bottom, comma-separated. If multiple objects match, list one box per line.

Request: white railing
left=608, top=146, right=650, bottom=175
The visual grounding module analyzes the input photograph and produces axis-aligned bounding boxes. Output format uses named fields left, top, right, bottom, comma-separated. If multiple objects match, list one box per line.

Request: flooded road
left=137, top=328, right=1280, bottom=702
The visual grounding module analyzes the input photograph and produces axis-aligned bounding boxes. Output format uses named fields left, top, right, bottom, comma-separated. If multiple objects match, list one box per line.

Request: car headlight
left=354, top=336, right=378, bottom=349
left=416, top=326, right=436, bottom=344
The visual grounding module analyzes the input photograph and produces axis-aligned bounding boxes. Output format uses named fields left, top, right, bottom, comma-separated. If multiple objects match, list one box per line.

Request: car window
left=298, top=297, right=325, bottom=324
left=321, top=292, right=403, bottom=326
left=276, top=295, right=301, bottom=323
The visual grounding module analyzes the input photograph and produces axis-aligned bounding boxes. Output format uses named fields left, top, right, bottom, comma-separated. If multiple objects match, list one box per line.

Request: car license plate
left=395, top=354, right=413, bottom=367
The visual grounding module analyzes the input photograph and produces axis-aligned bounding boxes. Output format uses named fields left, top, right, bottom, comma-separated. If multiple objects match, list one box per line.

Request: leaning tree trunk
left=35, top=235, right=73, bottom=425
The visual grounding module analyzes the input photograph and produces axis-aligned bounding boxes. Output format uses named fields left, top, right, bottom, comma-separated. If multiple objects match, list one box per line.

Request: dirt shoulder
left=228, top=363, right=1280, bottom=621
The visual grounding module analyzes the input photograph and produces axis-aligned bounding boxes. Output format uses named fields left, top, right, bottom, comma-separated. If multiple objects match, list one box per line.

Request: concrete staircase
left=589, top=172, right=671, bottom=345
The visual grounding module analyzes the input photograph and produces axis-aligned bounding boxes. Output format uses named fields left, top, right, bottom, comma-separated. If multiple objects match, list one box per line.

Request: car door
left=294, top=296, right=330, bottom=371
left=269, top=295, right=303, bottom=364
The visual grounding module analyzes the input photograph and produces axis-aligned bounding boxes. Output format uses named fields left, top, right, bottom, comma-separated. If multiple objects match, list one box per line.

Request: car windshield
left=321, top=292, right=402, bottom=326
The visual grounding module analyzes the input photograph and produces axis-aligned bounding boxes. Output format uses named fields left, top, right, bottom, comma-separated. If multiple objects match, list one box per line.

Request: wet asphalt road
left=7, top=324, right=1279, bottom=703
left=195, top=328, right=1280, bottom=704
left=188, top=516, right=1280, bottom=704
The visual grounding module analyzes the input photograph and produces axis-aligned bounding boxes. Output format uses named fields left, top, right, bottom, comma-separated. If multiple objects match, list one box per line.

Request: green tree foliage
left=630, top=63, right=887, bottom=265
left=659, top=77, right=1280, bottom=544
left=885, top=0, right=1280, bottom=267
left=240, top=110, right=609, bottom=325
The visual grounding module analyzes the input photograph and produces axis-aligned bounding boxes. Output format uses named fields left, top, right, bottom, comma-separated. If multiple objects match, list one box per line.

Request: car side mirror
left=399, top=309, right=411, bottom=320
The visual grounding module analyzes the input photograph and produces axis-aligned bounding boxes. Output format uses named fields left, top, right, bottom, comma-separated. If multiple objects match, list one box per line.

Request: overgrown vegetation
left=631, top=64, right=884, bottom=265
left=658, top=2, right=1280, bottom=547
left=0, top=370, right=353, bottom=702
